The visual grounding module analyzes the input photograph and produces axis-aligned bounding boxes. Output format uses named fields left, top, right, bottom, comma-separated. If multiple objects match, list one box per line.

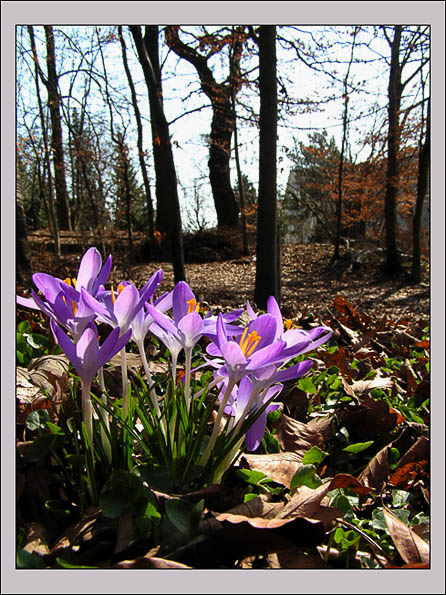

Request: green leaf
left=99, top=470, right=151, bottom=519
left=17, top=549, right=46, bottom=569
left=243, top=493, right=259, bottom=504
left=56, top=557, right=98, bottom=569
left=302, top=445, right=328, bottom=465
left=342, top=441, right=374, bottom=454
left=290, top=464, right=322, bottom=490
left=26, top=409, right=50, bottom=431
left=236, top=468, right=270, bottom=486
left=165, top=497, right=204, bottom=538
left=297, top=377, right=317, bottom=394
left=46, top=421, right=65, bottom=436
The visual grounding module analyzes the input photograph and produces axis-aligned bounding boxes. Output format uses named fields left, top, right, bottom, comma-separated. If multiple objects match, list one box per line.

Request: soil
left=23, top=229, right=430, bottom=329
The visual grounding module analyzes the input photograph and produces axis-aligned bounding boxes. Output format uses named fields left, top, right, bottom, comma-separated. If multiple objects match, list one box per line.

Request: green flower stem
left=81, top=380, right=93, bottom=446
left=120, top=347, right=129, bottom=420
left=184, top=347, right=192, bottom=411
left=193, top=374, right=224, bottom=400
left=212, top=436, right=244, bottom=484
left=97, top=367, right=112, bottom=464
left=199, top=378, right=236, bottom=467
left=137, top=342, right=166, bottom=435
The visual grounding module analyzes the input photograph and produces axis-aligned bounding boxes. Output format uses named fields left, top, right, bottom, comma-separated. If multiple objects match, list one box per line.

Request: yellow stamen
left=187, top=298, right=200, bottom=314
left=239, top=328, right=261, bottom=357
left=239, top=326, right=249, bottom=352
left=111, top=283, right=125, bottom=304
left=285, top=319, right=293, bottom=330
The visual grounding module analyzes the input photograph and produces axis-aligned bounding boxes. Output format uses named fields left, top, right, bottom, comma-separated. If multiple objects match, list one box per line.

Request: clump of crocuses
left=17, top=247, right=332, bottom=494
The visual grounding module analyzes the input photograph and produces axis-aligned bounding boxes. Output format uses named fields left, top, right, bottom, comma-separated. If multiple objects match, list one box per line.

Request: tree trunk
left=384, top=25, right=403, bottom=273
left=119, top=26, right=154, bottom=239
left=254, top=26, right=279, bottom=309
left=44, top=26, right=70, bottom=231
left=16, top=179, right=33, bottom=287
left=411, top=98, right=430, bottom=283
left=164, top=26, right=241, bottom=229
left=208, top=97, right=240, bottom=228
left=27, top=26, right=60, bottom=257
left=130, top=25, right=185, bottom=283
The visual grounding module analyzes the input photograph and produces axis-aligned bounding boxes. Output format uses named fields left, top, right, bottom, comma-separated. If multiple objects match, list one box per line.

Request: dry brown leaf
left=113, top=556, right=192, bottom=569
left=272, top=413, right=325, bottom=456
left=240, top=452, right=303, bottom=488
left=357, top=444, right=390, bottom=492
left=22, top=523, right=51, bottom=558
left=279, top=473, right=373, bottom=520
left=383, top=506, right=429, bottom=565
left=113, top=511, right=136, bottom=555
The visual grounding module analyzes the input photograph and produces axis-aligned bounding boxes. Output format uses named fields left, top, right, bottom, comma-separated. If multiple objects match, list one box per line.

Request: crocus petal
left=274, top=360, right=314, bottom=383
left=52, top=321, right=82, bottom=376
left=172, top=281, right=195, bottom=322
left=139, top=269, right=163, bottom=303
left=16, top=295, right=40, bottom=310
left=97, top=326, right=132, bottom=370
left=177, top=311, right=204, bottom=349
left=245, top=412, right=267, bottom=452
left=32, top=273, right=64, bottom=302
left=76, top=247, right=102, bottom=292
left=113, top=284, right=140, bottom=332
left=81, top=288, right=117, bottom=327
left=220, top=341, right=247, bottom=369
left=246, top=301, right=257, bottom=321
left=266, top=296, right=283, bottom=339
left=75, top=326, right=101, bottom=383
left=246, top=341, right=285, bottom=370
left=248, top=314, right=278, bottom=350
left=95, top=254, right=113, bottom=291
left=146, top=304, right=178, bottom=337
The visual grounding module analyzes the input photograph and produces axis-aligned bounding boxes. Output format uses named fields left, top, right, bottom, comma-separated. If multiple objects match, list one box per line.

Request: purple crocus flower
left=51, top=321, right=131, bottom=386
left=206, top=312, right=286, bottom=385
left=17, top=247, right=112, bottom=311
left=51, top=320, right=132, bottom=445
left=223, top=376, right=283, bottom=452
left=16, top=247, right=113, bottom=342
left=81, top=269, right=163, bottom=337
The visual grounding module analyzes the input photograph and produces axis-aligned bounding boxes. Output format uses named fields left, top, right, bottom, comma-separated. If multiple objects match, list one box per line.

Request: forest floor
left=25, top=229, right=430, bottom=329
left=16, top=229, right=432, bottom=570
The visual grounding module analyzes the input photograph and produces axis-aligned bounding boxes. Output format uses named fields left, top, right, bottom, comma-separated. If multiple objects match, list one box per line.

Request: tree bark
left=119, top=26, right=154, bottom=239
left=384, top=25, right=403, bottom=272
left=411, top=98, right=430, bottom=283
left=16, top=178, right=33, bottom=287
left=130, top=25, right=185, bottom=283
left=43, top=26, right=70, bottom=231
left=164, top=26, right=241, bottom=229
left=254, top=26, right=279, bottom=309
left=27, top=26, right=60, bottom=257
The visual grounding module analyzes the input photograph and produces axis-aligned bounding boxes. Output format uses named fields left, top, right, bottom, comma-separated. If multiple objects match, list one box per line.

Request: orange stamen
left=187, top=298, right=200, bottom=314
left=239, top=328, right=261, bottom=357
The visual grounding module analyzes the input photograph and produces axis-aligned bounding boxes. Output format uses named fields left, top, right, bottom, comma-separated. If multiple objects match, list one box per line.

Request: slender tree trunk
left=332, top=28, right=357, bottom=262
left=43, top=26, right=71, bottom=231
left=16, top=178, right=33, bottom=287
left=27, top=26, right=60, bottom=257
left=119, top=26, right=154, bottom=239
left=208, top=98, right=240, bottom=228
left=384, top=25, right=403, bottom=272
left=254, top=26, right=279, bottom=309
left=130, top=25, right=185, bottom=282
left=411, top=98, right=430, bottom=283
left=164, top=26, right=241, bottom=229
